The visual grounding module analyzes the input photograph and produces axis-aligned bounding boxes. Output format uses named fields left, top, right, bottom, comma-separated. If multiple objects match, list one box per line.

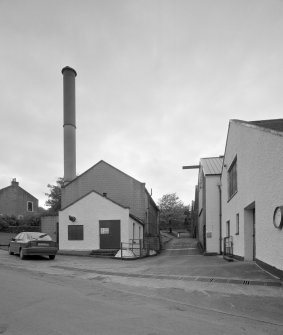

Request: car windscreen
left=26, top=233, right=52, bottom=241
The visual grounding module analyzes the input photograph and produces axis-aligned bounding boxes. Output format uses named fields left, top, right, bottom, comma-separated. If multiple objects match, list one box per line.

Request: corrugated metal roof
left=200, top=157, right=223, bottom=175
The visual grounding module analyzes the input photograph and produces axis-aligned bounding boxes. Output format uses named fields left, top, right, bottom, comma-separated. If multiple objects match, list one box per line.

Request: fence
left=119, top=236, right=161, bottom=259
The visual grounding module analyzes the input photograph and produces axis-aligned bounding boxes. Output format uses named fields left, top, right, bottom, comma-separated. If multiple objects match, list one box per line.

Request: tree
left=45, top=177, right=64, bottom=213
left=158, top=193, right=189, bottom=227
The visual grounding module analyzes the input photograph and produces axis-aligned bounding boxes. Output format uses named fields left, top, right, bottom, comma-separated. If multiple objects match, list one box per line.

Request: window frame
left=68, top=225, right=84, bottom=241
left=226, top=220, right=230, bottom=237
left=27, top=201, right=33, bottom=212
left=227, top=157, right=238, bottom=201
left=236, top=213, right=239, bottom=235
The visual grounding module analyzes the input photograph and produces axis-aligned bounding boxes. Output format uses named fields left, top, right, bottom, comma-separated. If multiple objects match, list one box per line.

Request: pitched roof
left=249, top=119, right=283, bottom=133
left=230, top=119, right=283, bottom=136
left=61, top=189, right=130, bottom=211
left=63, top=160, right=145, bottom=188
left=200, top=157, right=223, bottom=175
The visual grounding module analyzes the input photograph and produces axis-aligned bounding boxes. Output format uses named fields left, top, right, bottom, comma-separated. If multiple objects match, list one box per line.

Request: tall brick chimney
left=62, top=66, right=77, bottom=185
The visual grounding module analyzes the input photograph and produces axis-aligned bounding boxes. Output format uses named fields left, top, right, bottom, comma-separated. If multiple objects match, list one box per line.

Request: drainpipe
left=218, top=183, right=222, bottom=254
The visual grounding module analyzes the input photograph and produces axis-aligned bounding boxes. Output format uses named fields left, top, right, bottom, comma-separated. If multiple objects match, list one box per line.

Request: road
left=0, top=237, right=283, bottom=334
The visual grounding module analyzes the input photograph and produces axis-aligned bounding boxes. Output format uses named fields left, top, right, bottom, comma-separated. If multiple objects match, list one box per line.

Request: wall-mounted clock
left=273, top=206, right=283, bottom=229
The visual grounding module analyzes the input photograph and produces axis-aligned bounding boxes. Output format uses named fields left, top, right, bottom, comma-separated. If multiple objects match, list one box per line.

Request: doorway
left=99, top=220, right=121, bottom=249
left=244, top=202, right=256, bottom=261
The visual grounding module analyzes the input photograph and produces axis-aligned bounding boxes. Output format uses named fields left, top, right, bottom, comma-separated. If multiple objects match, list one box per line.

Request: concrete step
left=90, top=249, right=119, bottom=257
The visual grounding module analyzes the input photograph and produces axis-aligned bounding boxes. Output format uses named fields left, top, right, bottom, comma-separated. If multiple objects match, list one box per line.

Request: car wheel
left=19, top=249, right=25, bottom=260
left=8, top=245, right=13, bottom=255
left=49, top=255, right=55, bottom=260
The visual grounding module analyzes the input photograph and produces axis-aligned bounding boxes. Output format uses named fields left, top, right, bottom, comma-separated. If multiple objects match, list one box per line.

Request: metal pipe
left=218, top=184, right=222, bottom=254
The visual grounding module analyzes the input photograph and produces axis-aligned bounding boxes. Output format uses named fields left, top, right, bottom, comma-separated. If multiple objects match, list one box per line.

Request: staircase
left=90, top=249, right=119, bottom=258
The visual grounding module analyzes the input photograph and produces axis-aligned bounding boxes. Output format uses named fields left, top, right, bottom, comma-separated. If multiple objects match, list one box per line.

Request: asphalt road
left=0, top=240, right=283, bottom=334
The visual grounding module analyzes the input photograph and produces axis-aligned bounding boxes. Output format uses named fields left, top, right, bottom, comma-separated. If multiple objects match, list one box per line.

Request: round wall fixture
left=273, top=206, right=283, bottom=229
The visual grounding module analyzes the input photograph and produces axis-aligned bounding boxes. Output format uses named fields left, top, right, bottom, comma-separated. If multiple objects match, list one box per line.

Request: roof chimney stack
left=62, top=66, right=77, bottom=185
left=11, top=178, right=19, bottom=187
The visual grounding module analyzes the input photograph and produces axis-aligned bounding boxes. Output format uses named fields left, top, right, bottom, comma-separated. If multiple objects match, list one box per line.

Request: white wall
left=59, top=192, right=130, bottom=250
left=221, top=121, right=283, bottom=270
left=128, top=219, right=144, bottom=241
left=205, top=176, right=221, bottom=253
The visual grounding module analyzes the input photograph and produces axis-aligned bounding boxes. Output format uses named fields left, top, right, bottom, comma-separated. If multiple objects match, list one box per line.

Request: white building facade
left=221, top=120, right=283, bottom=277
left=59, top=190, right=144, bottom=252
left=197, top=157, right=223, bottom=254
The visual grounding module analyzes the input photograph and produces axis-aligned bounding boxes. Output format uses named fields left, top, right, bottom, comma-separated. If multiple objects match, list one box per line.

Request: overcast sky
left=1, top=0, right=283, bottom=208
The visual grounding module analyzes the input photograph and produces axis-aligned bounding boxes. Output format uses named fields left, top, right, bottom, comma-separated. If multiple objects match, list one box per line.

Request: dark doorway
left=99, top=220, right=121, bottom=249
left=203, top=224, right=206, bottom=251
left=252, top=208, right=256, bottom=260
left=244, top=202, right=256, bottom=261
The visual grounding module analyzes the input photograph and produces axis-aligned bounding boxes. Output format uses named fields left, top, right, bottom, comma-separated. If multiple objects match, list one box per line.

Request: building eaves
left=200, top=157, right=223, bottom=176
left=129, top=213, right=144, bottom=225
left=62, top=160, right=145, bottom=189
left=0, top=185, right=38, bottom=201
left=230, top=119, right=283, bottom=138
left=60, top=189, right=130, bottom=211
left=145, top=188, right=159, bottom=211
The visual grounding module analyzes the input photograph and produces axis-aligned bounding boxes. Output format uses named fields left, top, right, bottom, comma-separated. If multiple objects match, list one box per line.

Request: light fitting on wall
left=69, top=215, right=76, bottom=222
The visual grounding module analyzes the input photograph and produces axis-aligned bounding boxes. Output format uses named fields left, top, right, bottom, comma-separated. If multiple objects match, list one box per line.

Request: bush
left=0, top=214, right=41, bottom=232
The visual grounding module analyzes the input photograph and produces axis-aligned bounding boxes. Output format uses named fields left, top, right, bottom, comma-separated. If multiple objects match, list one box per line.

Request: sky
left=1, top=0, right=283, bottom=209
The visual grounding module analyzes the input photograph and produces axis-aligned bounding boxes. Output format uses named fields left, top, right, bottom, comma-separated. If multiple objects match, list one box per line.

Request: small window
left=236, top=213, right=239, bottom=235
left=68, top=225, right=84, bottom=240
left=27, top=201, right=33, bottom=212
left=228, top=158, right=237, bottom=200
left=226, top=221, right=230, bottom=237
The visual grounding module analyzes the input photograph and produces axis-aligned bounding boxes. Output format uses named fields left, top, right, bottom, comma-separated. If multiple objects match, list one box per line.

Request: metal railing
left=119, top=236, right=161, bottom=259
left=223, top=236, right=233, bottom=258
left=120, top=239, right=143, bottom=259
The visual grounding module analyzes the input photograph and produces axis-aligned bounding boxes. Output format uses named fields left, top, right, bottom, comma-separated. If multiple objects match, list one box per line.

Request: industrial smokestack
left=62, top=66, right=77, bottom=184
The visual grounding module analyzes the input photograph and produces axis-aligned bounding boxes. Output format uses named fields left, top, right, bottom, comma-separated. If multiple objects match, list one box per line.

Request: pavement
left=53, top=231, right=282, bottom=288
left=1, top=230, right=281, bottom=288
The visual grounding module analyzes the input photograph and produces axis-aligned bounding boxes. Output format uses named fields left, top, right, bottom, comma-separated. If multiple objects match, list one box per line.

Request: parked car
left=8, top=232, right=58, bottom=260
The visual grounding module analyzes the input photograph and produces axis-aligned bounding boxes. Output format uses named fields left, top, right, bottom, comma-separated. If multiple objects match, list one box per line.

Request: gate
left=223, top=236, right=233, bottom=260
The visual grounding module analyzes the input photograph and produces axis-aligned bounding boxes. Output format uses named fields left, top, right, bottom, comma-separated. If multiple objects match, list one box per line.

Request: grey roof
left=200, top=157, right=223, bottom=175
left=231, top=119, right=283, bottom=134
left=249, top=119, right=283, bottom=133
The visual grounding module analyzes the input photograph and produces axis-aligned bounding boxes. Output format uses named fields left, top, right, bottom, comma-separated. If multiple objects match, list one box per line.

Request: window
left=27, top=201, right=33, bottom=212
left=68, top=225, right=84, bottom=240
left=226, top=221, right=230, bottom=237
left=133, top=223, right=135, bottom=240
left=228, top=158, right=237, bottom=199
left=236, top=213, right=239, bottom=235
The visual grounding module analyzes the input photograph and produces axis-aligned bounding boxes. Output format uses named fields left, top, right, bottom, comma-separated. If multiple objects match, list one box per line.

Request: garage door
left=99, top=220, right=121, bottom=249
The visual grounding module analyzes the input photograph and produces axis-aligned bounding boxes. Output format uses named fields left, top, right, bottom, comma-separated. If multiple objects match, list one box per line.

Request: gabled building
left=0, top=179, right=39, bottom=218
left=58, top=67, right=159, bottom=253
left=221, top=119, right=283, bottom=277
left=59, top=160, right=159, bottom=251
left=183, top=157, right=223, bottom=254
